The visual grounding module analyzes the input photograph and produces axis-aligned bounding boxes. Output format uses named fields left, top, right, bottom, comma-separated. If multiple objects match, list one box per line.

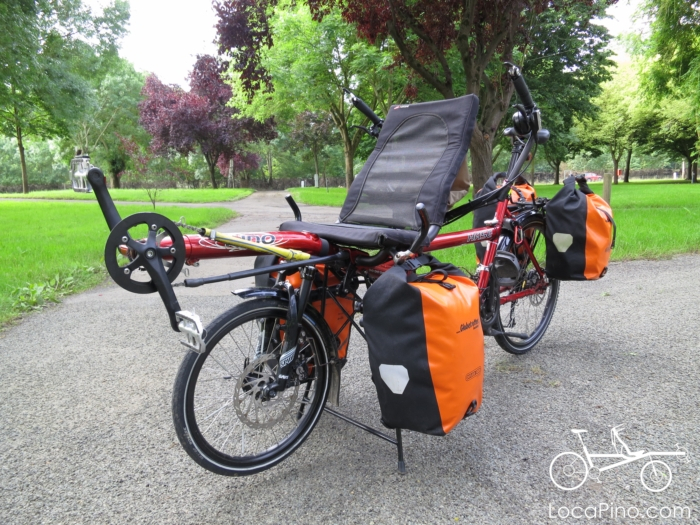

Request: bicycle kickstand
left=396, top=428, right=406, bottom=474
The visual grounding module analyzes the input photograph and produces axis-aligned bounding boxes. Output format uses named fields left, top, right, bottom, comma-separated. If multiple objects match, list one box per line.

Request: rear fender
left=511, top=209, right=543, bottom=226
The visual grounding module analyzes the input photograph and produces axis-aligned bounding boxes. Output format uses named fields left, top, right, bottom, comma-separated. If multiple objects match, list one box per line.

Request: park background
left=1, top=0, right=699, bottom=326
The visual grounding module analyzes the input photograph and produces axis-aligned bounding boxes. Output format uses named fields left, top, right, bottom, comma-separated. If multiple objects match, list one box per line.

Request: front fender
left=233, top=287, right=287, bottom=301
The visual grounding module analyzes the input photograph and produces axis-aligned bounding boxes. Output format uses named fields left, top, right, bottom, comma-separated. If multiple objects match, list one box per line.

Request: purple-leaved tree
left=139, top=55, right=276, bottom=189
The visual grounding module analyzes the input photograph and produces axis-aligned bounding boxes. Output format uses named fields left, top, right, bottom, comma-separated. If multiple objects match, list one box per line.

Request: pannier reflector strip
left=552, top=233, right=573, bottom=253
left=379, top=364, right=410, bottom=394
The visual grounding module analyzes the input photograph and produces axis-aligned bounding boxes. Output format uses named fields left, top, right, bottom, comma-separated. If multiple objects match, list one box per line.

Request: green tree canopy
left=524, top=3, right=614, bottom=184
left=225, top=5, right=407, bottom=188
left=69, top=59, right=148, bottom=188
left=0, top=0, right=129, bottom=193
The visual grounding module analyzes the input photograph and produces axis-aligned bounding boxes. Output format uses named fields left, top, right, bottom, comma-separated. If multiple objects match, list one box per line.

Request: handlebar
left=505, top=62, right=535, bottom=110
left=354, top=95, right=382, bottom=126
left=343, top=88, right=382, bottom=126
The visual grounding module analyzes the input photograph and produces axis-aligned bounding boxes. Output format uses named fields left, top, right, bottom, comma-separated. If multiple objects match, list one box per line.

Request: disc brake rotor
left=234, top=353, right=299, bottom=429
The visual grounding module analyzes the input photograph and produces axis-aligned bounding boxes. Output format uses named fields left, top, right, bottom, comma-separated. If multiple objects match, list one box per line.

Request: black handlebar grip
left=87, top=167, right=122, bottom=231
left=352, top=96, right=382, bottom=126
left=512, top=74, right=535, bottom=110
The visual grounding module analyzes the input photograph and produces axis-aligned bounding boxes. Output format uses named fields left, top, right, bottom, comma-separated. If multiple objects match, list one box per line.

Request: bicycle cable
left=174, top=217, right=205, bottom=235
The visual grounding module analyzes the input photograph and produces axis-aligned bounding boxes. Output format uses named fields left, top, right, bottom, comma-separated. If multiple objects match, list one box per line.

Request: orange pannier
left=363, top=256, right=484, bottom=436
left=286, top=266, right=354, bottom=359
left=473, top=174, right=537, bottom=262
left=510, top=180, right=536, bottom=204
left=544, top=176, right=616, bottom=280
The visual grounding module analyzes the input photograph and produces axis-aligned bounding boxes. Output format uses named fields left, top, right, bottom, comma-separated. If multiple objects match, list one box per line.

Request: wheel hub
left=234, top=353, right=298, bottom=429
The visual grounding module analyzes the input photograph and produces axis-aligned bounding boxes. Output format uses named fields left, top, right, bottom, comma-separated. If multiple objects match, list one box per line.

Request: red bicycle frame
left=159, top=196, right=545, bottom=305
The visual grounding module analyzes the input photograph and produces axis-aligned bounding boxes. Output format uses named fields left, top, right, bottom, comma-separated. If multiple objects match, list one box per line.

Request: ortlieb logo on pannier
left=363, top=256, right=484, bottom=436
left=544, top=176, right=616, bottom=281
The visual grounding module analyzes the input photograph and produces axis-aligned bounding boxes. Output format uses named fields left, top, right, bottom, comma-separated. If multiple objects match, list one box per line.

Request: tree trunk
left=554, top=161, right=560, bottom=185
left=206, top=161, right=218, bottom=188
left=693, top=162, right=698, bottom=184
left=612, top=157, right=619, bottom=185
left=267, top=150, right=273, bottom=185
left=623, top=148, right=632, bottom=183
left=469, top=128, right=492, bottom=191
left=208, top=162, right=218, bottom=189
left=111, top=173, right=121, bottom=189
left=15, top=119, right=29, bottom=194
left=342, top=141, right=356, bottom=189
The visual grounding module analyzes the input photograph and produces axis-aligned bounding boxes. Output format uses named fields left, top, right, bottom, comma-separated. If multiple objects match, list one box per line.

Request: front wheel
left=172, top=298, right=333, bottom=476
left=640, top=460, right=672, bottom=492
left=495, top=215, right=559, bottom=354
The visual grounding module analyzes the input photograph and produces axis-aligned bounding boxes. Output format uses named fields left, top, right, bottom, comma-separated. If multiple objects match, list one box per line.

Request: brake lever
left=350, top=124, right=382, bottom=139
left=350, top=124, right=372, bottom=135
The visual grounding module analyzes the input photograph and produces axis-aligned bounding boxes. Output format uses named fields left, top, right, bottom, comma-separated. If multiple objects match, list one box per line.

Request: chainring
left=104, top=212, right=186, bottom=294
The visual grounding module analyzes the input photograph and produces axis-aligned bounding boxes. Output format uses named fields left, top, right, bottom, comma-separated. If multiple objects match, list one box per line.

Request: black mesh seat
left=280, top=95, right=479, bottom=249
left=279, top=221, right=418, bottom=249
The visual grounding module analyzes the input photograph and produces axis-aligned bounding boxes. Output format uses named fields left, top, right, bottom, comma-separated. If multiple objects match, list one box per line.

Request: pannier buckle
left=176, top=310, right=206, bottom=354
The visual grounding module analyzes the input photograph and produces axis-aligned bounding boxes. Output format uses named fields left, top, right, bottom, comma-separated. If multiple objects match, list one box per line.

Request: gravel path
left=1, top=191, right=699, bottom=524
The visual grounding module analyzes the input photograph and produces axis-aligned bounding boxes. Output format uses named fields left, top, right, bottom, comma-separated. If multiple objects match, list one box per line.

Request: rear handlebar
left=506, top=62, right=535, bottom=110
left=343, top=88, right=383, bottom=138
left=343, top=88, right=382, bottom=126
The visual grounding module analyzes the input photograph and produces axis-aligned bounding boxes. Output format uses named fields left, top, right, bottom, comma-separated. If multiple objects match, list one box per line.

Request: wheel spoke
left=175, top=301, right=329, bottom=474
left=495, top=218, right=558, bottom=354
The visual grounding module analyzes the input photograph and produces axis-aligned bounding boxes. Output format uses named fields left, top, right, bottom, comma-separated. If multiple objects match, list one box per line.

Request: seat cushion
left=279, top=221, right=418, bottom=249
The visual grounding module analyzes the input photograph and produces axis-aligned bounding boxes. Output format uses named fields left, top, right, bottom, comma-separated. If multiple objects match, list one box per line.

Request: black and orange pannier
left=544, top=176, right=616, bottom=281
left=255, top=256, right=355, bottom=359
left=363, top=256, right=484, bottom=436
left=473, top=173, right=537, bottom=261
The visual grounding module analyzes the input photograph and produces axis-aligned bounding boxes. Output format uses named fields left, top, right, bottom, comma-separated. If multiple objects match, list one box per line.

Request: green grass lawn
left=289, top=180, right=700, bottom=270
left=287, top=187, right=348, bottom=207
left=0, top=201, right=235, bottom=327
left=0, top=187, right=254, bottom=203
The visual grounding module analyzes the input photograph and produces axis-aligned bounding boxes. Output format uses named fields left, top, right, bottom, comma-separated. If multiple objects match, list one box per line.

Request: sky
left=86, top=0, right=219, bottom=87
left=86, top=0, right=645, bottom=89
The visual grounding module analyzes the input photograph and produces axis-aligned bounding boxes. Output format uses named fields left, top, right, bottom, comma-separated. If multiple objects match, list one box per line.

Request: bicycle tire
left=550, top=452, right=589, bottom=491
left=494, top=214, right=559, bottom=354
left=172, top=298, right=334, bottom=476
left=640, top=460, right=672, bottom=492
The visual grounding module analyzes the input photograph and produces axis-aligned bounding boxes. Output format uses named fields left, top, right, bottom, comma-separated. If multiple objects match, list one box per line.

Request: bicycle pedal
left=176, top=310, right=206, bottom=354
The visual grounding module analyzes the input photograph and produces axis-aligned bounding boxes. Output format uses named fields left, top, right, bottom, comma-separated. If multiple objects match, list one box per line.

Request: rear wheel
left=172, top=298, right=333, bottom=476
left=494, top=215, right=559, bottom=354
